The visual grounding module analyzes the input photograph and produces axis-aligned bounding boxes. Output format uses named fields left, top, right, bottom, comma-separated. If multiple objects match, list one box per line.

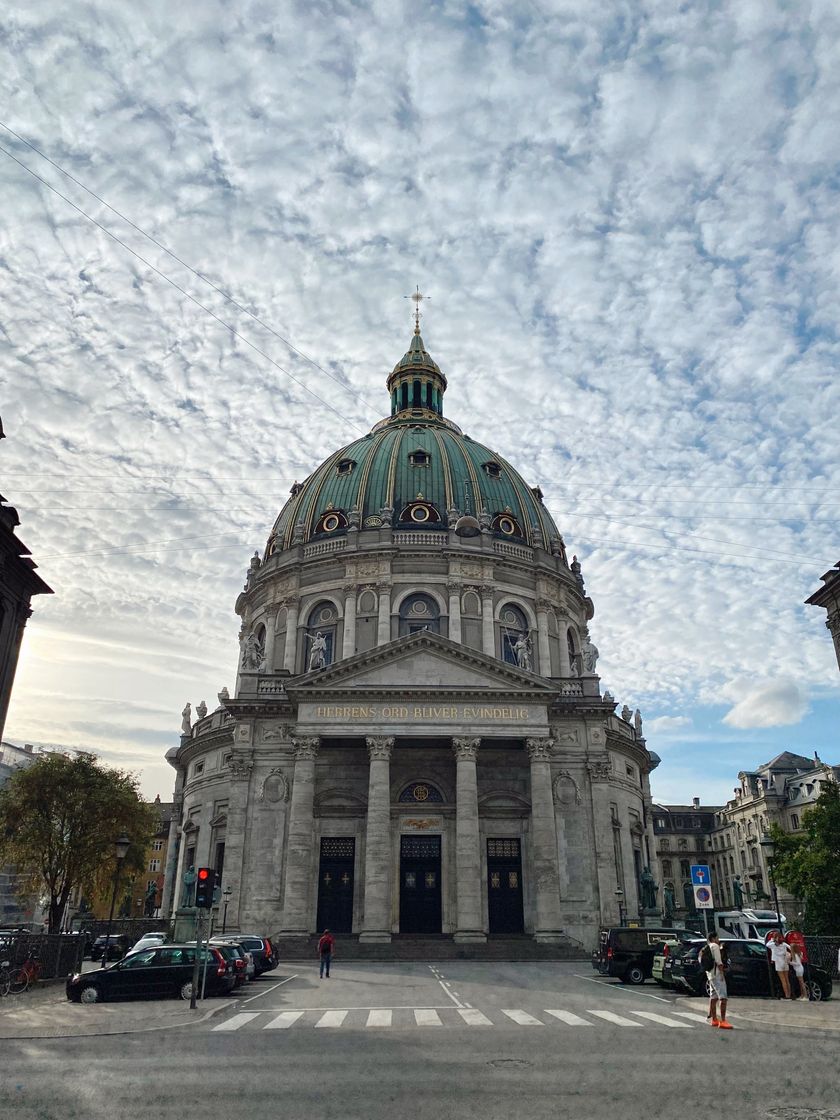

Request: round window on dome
left=492, top=512, right=523, bottom=538
left=323, top=513, right=341, bottom=532
left=410, top=505, right=430, bottom=523
left=314, top=509, right=348, bottom=536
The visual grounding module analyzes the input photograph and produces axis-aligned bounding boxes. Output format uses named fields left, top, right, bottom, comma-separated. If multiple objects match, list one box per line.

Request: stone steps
left=273, top=935, right=587, bottom=961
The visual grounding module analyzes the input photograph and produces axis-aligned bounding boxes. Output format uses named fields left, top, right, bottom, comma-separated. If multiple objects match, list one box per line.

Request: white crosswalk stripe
left=587, top=1010, right=643, bottom=1027
left=414, top=1009, right=442, bottom=1026
left=210, top=1005, right=707, bottom=1032
left=212, top=1012, right=261, bottom=1031
left=264, top=1011, right=305, bottom=1029
left=501, top=1009, right=543, bottom=1025
left=629, top=1010, right=693, bottom=1028
left=544, top=1009, right=592, bottom=1026
left=458, top=1008, right=493, bottom=1026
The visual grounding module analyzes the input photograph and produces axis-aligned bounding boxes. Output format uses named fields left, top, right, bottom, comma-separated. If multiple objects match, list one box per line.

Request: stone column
left=262, top=605, right=278, bottom=671
left=283, top=597, right=300, bottom=673
left=342, top=585, right=357, bottom=659
left=453, top=737, right=486, bottom=942
left=447, top=582, right=462, bottom=643
left=377, top=582, right=392, bottom=645
left=526, top=737, right=564, bottom=942
left=557, top=617, right=572, bottom=676
left=481, top=585, right=495, bottom=656
left=360, top=736, right=394, bottom=942
left=536, top=600, right=552, bottom=676
left=279, top=737, right=319, bottom=935
left=216, top=751, right=254, bottom=931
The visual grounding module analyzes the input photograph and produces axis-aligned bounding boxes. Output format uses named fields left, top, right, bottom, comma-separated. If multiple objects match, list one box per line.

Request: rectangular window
left=148, top=858, right=161, bottom=872
left=152, top=839, right=164, bottom=851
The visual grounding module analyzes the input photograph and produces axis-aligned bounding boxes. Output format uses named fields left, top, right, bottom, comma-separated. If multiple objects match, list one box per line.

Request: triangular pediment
left=286, top=630, right=555, bottom=699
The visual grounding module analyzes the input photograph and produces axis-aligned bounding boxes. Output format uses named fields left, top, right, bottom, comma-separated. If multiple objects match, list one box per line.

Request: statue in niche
left=664, top=883, right=676, bottom=918
left=640, top=865, right=658, bottom=910
left=195, top=700, right=207, bottom=721
left=181, top=865, right=197, bottom=908
left=582, top=635, right=599, bottom=673
left=733, top=875, right=745, bottom=907
left=180, top=703, right=192, bottom=735
left=241, top=630, right=264, bottom=671
left=513, top=632, right=533, bottom=672
left=306, top=631, right=329, bottom=671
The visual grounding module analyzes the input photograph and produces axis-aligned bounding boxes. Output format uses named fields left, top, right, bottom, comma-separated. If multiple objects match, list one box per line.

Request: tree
left=769, top=780, right=840, bottom=934
left=0, top=752, right=156, bottom=932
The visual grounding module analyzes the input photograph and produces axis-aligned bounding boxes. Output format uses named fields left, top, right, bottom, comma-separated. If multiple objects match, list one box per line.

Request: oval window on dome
left=314, top=509, right=348, bottom=536
left=410, top=505, right=430, bottom=523
left=398, top=501, right=441, bottom=525
left=492, top=511, right=523, bottom=538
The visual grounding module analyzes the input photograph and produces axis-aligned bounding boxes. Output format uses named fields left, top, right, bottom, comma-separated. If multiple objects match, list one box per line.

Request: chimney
left=692, top=796, right=700, bottom=809
left=24, top=744, right=33, bottom=753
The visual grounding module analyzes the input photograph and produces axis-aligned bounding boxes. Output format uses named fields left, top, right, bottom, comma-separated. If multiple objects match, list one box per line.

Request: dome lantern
left=387, top=288, right=447, bottom=418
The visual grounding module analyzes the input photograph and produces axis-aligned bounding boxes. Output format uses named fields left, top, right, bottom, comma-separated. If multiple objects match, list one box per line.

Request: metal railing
left=804, top=936, right=840, bottom=978
left=0, top=932, right=85, bottom=980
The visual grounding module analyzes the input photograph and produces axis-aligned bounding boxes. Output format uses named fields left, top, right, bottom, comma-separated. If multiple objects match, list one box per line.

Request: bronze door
left=316, top=837, right=355, bottom=934
left=487, top=838, right=524, bottom=934
left=399, top=835, right=442, bottom=934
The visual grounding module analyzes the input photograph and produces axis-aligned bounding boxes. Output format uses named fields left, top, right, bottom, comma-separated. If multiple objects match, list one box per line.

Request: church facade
left=162, top=324, right=661, bottom=950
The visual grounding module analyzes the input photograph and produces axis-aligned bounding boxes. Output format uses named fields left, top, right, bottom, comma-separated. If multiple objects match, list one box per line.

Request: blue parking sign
left=690, top=864, right=711, bottom=886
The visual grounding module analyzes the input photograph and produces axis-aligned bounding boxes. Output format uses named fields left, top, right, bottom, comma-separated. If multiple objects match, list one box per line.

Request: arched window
left=679, top=859, right=690, bottom=878
left=398, top=782, right=444, bottom=803
left=499, top=603, right=529, bottom=665
left=567, top=628, right=580, bottom=675
left=661, top=859, right=672, bottom=878
left=399, top=593, right=440, bottom=637
left=304, top=600, right=338, bottom=670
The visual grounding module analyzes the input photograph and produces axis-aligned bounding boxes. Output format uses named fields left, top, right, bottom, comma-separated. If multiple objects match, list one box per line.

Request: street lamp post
left=102, top=834, right=131, bottom=965
left=760, top=832, right=784, bottom=1000
left=221, top=886, right=233, bottom=934
left=614, top=888, right=627, bottom=927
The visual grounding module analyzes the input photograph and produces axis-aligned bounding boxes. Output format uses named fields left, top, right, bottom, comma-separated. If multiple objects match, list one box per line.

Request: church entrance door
left=316, top=837, right=355, bottom=934
left=487, top=838, right=524, bottom=935
left=399, top=835, right=442, bottom=934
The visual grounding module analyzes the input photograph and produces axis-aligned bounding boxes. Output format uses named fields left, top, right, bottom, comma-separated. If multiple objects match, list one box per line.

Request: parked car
left=129, top=932, right=168, bottom=954
left=592, top=927, right=697, bottom=985
left=90, top=934, right=132, bottom=962
left=206, top=942, right=249, bottom=988
left=236, top=935, right=278, bottom=975
left=66, top=943, right=236, bottom=1003
left=211, top=937, right=255, bottom=980
left=651, top=934, right=697, bottom=987
left=670, top=938, right=833, bottom=1001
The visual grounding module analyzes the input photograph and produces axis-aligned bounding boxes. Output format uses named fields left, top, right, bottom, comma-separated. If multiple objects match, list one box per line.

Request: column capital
left=536, top=598, right=554, bottom=614
left=292, top=736, right=320, bottom=761
left=480, top=584, right=495, bottom=599
left=342, top=583, right=357, bottom=599
left=526, top=736, right=555, bottom=762
left=262, top=603, right=280, bottom=619
left=452, top=737, right=480, bottom=762
left=285, top=594, right=301, bottom=609
left=446, top=581, right=461, bottom=596
left=366, top=735, right=394, bottom=761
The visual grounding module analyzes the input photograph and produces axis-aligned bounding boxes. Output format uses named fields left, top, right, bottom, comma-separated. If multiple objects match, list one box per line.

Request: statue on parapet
left=181, top=865, right=197, bottom=908
left=240, top=630, right=265, bottom=671
left=196, top=700, right=207, bottom=721
left=513, top=632, right=533, bottom=672
left=640, top=865, right=658, bottom=910
left=582, top=634, right=599, bottom=673
left=663, top=882, right=676, bottom=918
left=306, top=631, right=329, bottom=671
left=180, top=703, right=192, bottom=735
left=733, top=875, right=745, bottom=907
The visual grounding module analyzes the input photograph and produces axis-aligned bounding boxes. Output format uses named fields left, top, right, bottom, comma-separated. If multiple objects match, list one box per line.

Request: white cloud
left=722, top=680, right=809, bottom=729
left=646, top=715, right=691, bottom=736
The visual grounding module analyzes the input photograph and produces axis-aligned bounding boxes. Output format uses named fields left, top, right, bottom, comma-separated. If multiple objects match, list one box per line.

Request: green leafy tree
left=769, top=780, right=840, bottom=934
left=0, top=752, right=156, bottom=932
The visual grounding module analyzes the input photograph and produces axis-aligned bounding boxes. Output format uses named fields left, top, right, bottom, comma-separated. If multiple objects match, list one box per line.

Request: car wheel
left=806, top=979, right=824, bottom=1002
left=180, top=981, right=194, bottom=1001
left=80, top=985, right=101, bottom=1004
left=623, top=965, right=645, bottom=985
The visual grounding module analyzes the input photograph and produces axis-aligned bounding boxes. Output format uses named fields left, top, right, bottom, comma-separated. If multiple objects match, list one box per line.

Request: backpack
left=700, top=943, right=727, bottom=973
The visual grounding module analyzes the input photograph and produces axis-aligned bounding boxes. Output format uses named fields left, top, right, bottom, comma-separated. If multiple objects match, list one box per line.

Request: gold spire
left=404, top=285, right=430, bottom=335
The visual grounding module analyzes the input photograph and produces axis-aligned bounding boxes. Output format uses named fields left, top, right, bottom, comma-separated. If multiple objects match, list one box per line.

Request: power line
left=0, top=142, right=371, bottom=436
left=0, top=120, right=381, bottom=421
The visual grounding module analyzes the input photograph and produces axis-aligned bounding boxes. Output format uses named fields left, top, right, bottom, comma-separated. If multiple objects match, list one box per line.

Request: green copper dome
left=268, top=331, right=563, bottom=553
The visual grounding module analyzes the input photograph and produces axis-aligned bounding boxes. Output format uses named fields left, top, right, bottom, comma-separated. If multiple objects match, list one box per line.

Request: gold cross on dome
left=404, top=285, right=430, bottom=334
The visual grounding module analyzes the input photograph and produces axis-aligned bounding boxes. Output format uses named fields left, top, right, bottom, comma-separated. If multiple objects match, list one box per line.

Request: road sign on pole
left=690, top=864, right=711, bottom=886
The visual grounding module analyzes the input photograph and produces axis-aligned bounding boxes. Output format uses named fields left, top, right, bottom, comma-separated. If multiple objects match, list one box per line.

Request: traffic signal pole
left=189, top=910, right=204, bottom=1011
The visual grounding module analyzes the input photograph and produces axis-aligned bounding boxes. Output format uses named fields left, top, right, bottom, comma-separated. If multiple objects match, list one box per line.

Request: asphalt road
left=3, top=962, right=838, bottom=1120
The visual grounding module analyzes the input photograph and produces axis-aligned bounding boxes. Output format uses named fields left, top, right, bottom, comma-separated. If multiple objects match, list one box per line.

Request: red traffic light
left=197, top=868, right=211, bottom=881
left=194, top=867, right=217, bottom=909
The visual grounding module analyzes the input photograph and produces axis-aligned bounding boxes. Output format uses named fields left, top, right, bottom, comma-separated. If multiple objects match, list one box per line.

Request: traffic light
left=195, top=867, right=216, bottom=909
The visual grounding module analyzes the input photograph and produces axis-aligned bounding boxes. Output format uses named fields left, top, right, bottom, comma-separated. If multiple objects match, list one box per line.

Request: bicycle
left=0, top=959, right=12, bottom=997
left=8, top=952, right=43, bottom=995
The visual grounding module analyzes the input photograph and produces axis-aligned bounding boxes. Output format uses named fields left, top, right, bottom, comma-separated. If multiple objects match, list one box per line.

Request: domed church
left=163, top=313, right=661, bottom=950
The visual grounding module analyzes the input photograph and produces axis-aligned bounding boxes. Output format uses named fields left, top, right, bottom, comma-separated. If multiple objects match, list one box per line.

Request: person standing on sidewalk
left=768, top=931, right=793, bottom=998
left=788, top=941, right=809, bottom=1000
left=701, top=932, right=733, bottom=1029
left=318, top=929, right=335, bottom=979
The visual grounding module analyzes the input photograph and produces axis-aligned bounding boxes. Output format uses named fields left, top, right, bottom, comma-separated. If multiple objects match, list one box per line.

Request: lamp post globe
left=103, top=834, right=132, bottom=964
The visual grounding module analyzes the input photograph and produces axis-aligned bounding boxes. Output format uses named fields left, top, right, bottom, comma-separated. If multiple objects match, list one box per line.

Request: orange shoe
left=710, top=1018, right=720, bottom=1027
left=717, top=1020, right=734, bottom=1029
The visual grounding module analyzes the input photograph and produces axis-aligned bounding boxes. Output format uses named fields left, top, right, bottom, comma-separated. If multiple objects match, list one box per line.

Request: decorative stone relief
left=587, top=757, right=612, bottom=782
left=553, top=770, right=583, bottom=806
left=551, top=728, right=580, bottom=746
left=261, top=724, right=290, bottom=742
left=292, top=736, right=320, bottom=761
left=452, top=737, right=480, bottom=762
left=227, top=752, right=254, bottom=781
left=366, top=736, right=395, bottom=761
left=236, top=724, right=249, bottom=742
left=526, top=737, right=555, bottom=762
left=258, top=768, right=290, bottom=804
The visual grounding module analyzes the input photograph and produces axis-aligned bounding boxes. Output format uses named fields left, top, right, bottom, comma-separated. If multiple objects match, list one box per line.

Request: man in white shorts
left=768, top=931, right=792, bottom=998
left=703, top=932, right=732, bottom=1029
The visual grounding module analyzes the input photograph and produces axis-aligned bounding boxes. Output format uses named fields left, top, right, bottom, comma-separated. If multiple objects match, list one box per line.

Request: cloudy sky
left=2, top=0, right=838, bottom=806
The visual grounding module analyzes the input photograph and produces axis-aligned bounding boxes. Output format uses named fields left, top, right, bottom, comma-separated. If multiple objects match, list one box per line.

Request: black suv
left=670, top=938, right=833, bottom=1001
left=237, top=935, right=278, bottom=975
left=90, top=933, right=132, bottom=962
left=592, top=926, right=697, bottom=985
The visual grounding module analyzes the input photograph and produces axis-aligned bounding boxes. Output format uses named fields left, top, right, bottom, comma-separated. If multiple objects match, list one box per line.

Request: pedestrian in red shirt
left=318, top=929, right=335, bottom=979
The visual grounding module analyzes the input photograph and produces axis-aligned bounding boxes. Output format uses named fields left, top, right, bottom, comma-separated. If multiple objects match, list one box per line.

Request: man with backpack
left=318, top=929, right=335, bottom=979
left=700, top=932, right=733, bottom=1029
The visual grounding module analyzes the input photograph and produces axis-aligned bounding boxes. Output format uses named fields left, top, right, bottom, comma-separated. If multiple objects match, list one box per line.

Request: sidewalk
left=730, top=997, right=840, bottom=1032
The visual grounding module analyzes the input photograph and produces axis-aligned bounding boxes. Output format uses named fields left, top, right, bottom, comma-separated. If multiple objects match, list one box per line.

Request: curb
left=0, top=998, right=231, bottom=1041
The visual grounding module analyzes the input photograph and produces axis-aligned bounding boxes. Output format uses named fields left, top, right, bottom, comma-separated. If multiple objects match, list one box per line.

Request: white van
left=715, top=908, right=786, bottom=940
